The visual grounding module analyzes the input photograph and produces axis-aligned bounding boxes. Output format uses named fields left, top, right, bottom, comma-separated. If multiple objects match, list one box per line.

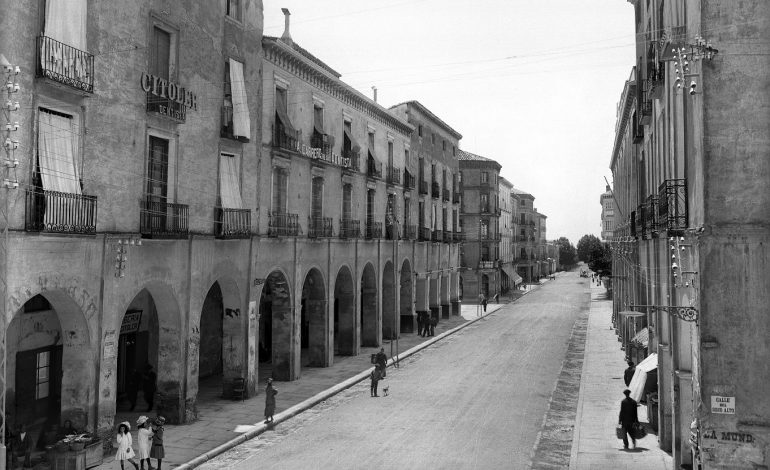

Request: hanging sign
left=120, top=310, right=143, bottom=335
left=141, top=72, right=198, bottom=120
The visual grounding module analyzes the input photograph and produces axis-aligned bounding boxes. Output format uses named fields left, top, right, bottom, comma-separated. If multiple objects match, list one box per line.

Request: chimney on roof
left=371, top=86, right=378, bottom=102
left=280, top=8, right=293, bottom=46
left=606, top=184, right=611, bottom=191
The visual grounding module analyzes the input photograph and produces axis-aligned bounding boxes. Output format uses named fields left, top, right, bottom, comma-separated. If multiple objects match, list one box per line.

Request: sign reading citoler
left=140, top=72, right=198, bottom=119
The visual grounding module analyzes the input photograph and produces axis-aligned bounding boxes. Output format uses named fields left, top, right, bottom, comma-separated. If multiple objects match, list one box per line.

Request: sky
left=262, top=0, right=636, bottom=245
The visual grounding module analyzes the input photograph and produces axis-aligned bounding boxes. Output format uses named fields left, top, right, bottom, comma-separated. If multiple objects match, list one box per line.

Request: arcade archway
left=360, top=263, right=378, bottom=347
left=334, top=266, right=356, bottom=356
left=259, top=271, right=293, bottom=381
left=382, top=261, right=396, bottom=340
left=399, top=259, right=413, bottom=333
left=301, top=268, right=327, bottom=368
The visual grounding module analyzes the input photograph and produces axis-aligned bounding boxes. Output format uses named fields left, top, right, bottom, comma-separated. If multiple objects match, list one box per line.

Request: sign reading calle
left=711, top=395, right=736, bottom=414
left=141, top=72, right=198, bottom=120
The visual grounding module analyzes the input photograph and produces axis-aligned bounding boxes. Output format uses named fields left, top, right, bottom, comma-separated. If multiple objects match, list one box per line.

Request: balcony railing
left=272, top=122, right=299, bottom=153
left=365, top=221, right=383, bottom=239
left=37, top=36, right=94, bottom=93
left=453, top=231, right=465, bottom=243
left=419, top=180, right=429, bottom=195
left=147, top=92, right=186, bottom=122
left=431, top=182, right=440, bottom=199
left=220, top=105, right=249, bottom=142
left=367, top=159, right=383, bottom=179
left=25, top=189, right=97, bottom=234
left=343, top=149, right=360, bottom=172
left=432, top=229, right=442, bottom=242
left=452, top=192, right=460, bottom=204
left=387, top=165, right=401, bottom=185
left=216, top=208, right=251, bottom=239
left=419, top=227, right=431, bottom=242
left=442, top=230, right=451, bottom=243
left=443, top=188, right=450, bottom=202
left=339, top=218, right=361, bottom=239
left=308, top=216, right=334, bottom=238
left=643, top=195, right=658, bottom=238
left=140, top=198, right=189, bottom=239
left=478, top=260, right=498, bottom=269
left=635, top=204, right=646, bottom=238
left=404, top=224, right=417, bottom=240
left=268, top=212, right=300, bottom=237
left=385, top=222, right=398, bottom=240
left=404, top=170, right=416, bottom=189
left=658, top=179, right=687, bottom=235
left=639, top=80, right=653, bottom=125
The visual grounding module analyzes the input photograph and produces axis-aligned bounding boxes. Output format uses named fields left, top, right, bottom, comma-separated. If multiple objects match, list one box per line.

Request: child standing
left=135, top=416, right=153, bottom=470
left=264, top=378, right=278, bottom=424
left=115, top=422, right=139, bottom=470
left=150, top=417, right=166, bottom=470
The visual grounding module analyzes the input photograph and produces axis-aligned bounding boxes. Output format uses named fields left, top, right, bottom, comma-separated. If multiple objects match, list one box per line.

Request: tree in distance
left=556, top=236, right=576, bottom=268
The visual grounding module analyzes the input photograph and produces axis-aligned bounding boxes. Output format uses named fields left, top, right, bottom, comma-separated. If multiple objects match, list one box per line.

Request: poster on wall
left=103, top=330, right=117, bottom=359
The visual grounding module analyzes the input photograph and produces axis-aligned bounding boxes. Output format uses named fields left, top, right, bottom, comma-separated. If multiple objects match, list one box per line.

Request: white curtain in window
left=228, top=59, right=250, bottom=139
left=45, top=0, right=87, bottom=49
left=38, top=110, right=81, bottom=195
left=219, top=153, right=243, bottom=209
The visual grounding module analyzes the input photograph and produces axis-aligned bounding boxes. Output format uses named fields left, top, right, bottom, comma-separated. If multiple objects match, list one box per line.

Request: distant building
left=600, top=184, right=614, bottom=240
left=458, top=150, right=501, bottom=300
left=498, top=178, right=521, bottom=292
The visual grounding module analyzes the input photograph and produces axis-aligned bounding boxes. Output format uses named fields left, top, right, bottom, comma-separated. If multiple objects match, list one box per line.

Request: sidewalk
left=94, top=304, right=506, bottom=469
left=569, top=284, right=672, bottom=469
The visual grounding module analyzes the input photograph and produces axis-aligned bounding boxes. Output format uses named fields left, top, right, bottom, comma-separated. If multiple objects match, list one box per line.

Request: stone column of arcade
left=429, top=276, right=440, bottom=324
left=440, top=275, right=450, bottom=319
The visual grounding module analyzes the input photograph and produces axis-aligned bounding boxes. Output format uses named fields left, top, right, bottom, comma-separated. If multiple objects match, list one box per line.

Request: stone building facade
left=0, top=1, right=463, bottom=447
left=457, top=150, right=501, bottom=300
left=611, top=1, right=770, bottom=468
left=498, top=177, right=520, bottom=293
left=512, top=188, right=538, bottom=282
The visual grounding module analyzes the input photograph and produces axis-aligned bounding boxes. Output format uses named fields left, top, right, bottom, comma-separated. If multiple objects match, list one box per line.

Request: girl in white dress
left=136, top=416, right=153, bottom=470
left=115, top=422, right=139, bottom=470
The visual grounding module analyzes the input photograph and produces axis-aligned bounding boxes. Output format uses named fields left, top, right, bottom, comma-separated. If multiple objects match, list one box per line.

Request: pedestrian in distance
left=370, top=365, right=382, bottom=397
left=375, top=348, right=388, bottom=379
left=149, top=416, right=165, bottom=470
left=115, top=421, right=139, bottom=470
left=618, top=389, right=640, bottom=449
left=264, top=378, right=278, bottom=424
left=420, top=311, right=430, bottom=337
left=135, top=416, right=153, bottom=470
left=481, top=295, right=488, bottom=313
left=416, top=312, right=424, bottom=336
left=429, top=315, right=437, bottom=336
left=624, top=361, right=636, bottom=387
left=493, top=293, right=499, bottom=303
left=142, top=364, right=157, bottom=412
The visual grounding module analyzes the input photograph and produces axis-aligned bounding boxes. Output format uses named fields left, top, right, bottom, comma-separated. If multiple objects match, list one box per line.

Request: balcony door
left=146, top=136, right=169, bottom=231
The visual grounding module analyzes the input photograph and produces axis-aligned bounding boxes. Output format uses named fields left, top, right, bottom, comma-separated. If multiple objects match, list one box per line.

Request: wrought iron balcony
left=453, top=231, right=465, bottom=243
left=216, top=208, right=251, bottom=239
left=443, top=189, right=450, bottom=202
left=339, top=218, right=361, bottom=239
left=140, top=197, right=189, bottom=239
left=308, top=216, right=334, bottom=238
left=220, top=105, right=249, bottom=142
left=432, top=229, right=442, bottom=242
left=310, top=131, right=333, bottom=155
left=343, top=149, right=360, bottom=172
left=272, top=122, right=299, bottom=152
left=643, top=195, right=659, bottom=238
left=419, top=227, right=431, bottom=242
left=404, top=170, right=416, bottom=189
left=404, top=224, right=417, bottom=240
left=431, top=182, right=440, bottom=199
left=25, top=189, right=97, bottom=234
left=365, top=221, right=383, bottom=239
left=635, top=204, right=646, bottom=238
left=387, top=165, right=401, bottom=185
left=268, top=211, right=300, bottom=237
left=452, top=192, right=460, bottom=204
left=37, top=36, right=94, bottom=93
left=367, top=159, right=383, bottom=180
left=478, top=260, right=499, bottom=270
left=442, top=230, right=451, bottom=243
left=419, top=180, right=429, bottom=195
left=385, top=221, right=399, bottom=240
left=658, top=179, right=687, bottom=235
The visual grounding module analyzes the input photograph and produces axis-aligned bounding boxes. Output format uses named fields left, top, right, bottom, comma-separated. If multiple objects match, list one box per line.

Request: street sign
left=711, top=396, right=735, bottom=414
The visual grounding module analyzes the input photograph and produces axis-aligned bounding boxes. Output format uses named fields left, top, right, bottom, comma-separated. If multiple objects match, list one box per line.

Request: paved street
left=200, top=273, right=587, bottom=469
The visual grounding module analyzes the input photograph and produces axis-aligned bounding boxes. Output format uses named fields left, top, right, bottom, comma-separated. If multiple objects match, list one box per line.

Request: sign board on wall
left=120, top=310, right=143, bottom=335
left=103, top=330, right=117, bottom=359
left=711, top=396, right=735, bottom=414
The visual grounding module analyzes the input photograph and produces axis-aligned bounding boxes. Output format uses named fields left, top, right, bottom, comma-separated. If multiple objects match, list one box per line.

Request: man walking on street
left=370, top=365, right=382, bottom=397
left=618, top=389, right=640, bottom=449
left=624, top=361, right=636, bottom=386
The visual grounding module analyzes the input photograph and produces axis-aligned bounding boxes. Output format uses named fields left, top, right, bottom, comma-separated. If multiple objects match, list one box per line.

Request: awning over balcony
left=38, top=108, right=81, bottom=194
left=228, top=59, right=250, bottom=139
left=219, top=153, right=243, bottom=209
left=45, top=0, right=87, bottom=50
left=275, top=89, right=297, bottom=138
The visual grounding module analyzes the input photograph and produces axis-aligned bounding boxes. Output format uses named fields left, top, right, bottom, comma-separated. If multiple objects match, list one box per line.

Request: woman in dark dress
left=264, top=378, right=278, bottom=424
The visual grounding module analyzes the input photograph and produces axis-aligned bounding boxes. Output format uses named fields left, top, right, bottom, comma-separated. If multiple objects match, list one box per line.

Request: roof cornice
left=390, top=100, right=462, bottom=140
left=263, top=38, right=414, bottom=136
left=610, top=67, right=637, bottom=170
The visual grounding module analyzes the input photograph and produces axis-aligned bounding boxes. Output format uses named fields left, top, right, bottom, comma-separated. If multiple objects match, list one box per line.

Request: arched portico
left=440, top=275, right=450, bottom=318
left=7, top=291, right=95, bottom=433
left=429, top=276, right=440, bottom=324
left=301, top=268, right=328, bottom=368
left=382, top=261, right=397, bottom=340
left=360, top=263, right=378, bottom=347
left=259, top=270, right=294, bottom=381
left=399, top=259, right=413, bottom=333
left=334, top=266, right=356, bottom=356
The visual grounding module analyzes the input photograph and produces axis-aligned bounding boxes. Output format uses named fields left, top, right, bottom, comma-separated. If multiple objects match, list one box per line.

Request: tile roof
left=457, top=149, right=494, bottom=162
left=511, top=187, right=534, bottom=198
